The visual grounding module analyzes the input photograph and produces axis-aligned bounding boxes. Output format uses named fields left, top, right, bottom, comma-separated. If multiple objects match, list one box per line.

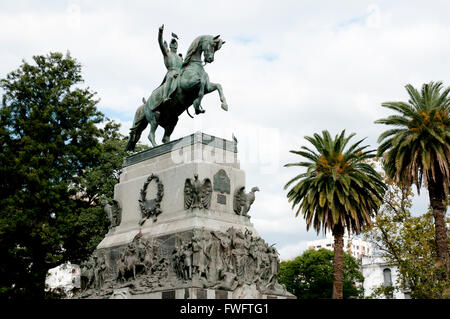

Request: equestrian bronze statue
left=125, top=25, right=228, bottom=151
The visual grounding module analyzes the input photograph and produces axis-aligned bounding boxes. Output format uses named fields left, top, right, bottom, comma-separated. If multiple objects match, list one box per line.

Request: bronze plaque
left=213, top=169, right=230, bottom=194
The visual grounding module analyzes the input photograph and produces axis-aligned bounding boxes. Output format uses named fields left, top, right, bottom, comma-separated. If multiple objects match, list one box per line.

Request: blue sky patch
left=258, top=53, right=278, bottom=62
left=233, top=36, right=257, bottom=45
left=99, top=107, right=129, bottom=121
left=336, top=10, right=373, bottom=29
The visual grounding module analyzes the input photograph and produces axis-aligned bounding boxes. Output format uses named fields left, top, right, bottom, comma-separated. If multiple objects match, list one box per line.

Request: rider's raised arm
left=158, top=25, right=168, bottom=57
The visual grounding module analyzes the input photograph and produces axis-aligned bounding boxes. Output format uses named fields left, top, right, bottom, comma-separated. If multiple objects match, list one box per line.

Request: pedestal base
left=74, top=133, right=294, bottom=299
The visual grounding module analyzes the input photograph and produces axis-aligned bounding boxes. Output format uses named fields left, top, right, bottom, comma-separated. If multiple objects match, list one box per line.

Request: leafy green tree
left=65, top=123, right=149, bottom=262
left=277, top=248, right=364, bottom=299
left=0, top=52, right=134, bottom=298
left=375, top=81, right=449, bottom=274
left=284, top=130, right=386, bottom=298
left=363, top=172, right=450, bottom=298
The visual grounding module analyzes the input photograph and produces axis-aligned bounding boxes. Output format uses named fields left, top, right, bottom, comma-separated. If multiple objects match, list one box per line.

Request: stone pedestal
left=76, top=132, right=294, bottom=299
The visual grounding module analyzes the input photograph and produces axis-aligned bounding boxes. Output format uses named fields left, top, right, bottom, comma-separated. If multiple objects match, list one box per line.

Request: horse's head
left=184, top=35, right=226, bottom=66
left=202, top=35, right=225, bottom=63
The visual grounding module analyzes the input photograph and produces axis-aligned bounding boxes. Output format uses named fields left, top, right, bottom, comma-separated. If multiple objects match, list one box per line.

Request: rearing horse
left=125, top=34, right=228, bottom=151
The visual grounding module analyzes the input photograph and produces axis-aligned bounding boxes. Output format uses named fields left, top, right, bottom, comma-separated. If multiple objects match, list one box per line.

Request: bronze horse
left=125, top=34, right=228, bottom=151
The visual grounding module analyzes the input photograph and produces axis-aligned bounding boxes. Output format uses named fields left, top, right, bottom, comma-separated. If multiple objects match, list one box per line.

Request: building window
left=383, top=268, right=392, bottom=286
left=383, top=268, right=393, bottom=299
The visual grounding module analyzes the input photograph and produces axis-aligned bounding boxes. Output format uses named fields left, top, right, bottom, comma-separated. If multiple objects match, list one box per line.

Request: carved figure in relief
left=123, top=243, right=139, bottom=281
left=268, top=246, right=280, bottom=278
left=173, top=240, right=184, bottom=279
left=116, top=255, right=127, bottom=283
left=182, top=243, right=193, bottom=280
left=80, top=257, right=95, bottom=291
left=207, top=232, right=222, bottom=282
left=93, top=252, right=109, bottom=289
left=192, top=228, right=210, bottom=280
left=231, top=229, right=246, bottom=279
left=243, top=230, right=255, bottom=282
left=142, top=242, right=154, bottom=274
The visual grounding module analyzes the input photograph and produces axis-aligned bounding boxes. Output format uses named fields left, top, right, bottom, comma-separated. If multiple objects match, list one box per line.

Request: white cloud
left=278, top=240, right=310, bottom=261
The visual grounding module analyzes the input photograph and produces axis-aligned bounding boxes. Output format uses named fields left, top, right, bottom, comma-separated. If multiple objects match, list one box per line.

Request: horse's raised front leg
left=205, top=81, right=228, bottom=111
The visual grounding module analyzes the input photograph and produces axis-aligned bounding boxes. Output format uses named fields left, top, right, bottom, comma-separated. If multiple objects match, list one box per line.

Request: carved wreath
left=138, top=174, right=164, bottom=225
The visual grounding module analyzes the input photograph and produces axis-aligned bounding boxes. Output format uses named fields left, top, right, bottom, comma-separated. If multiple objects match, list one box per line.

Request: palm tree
left=376, top=81, right=450, bottom=273
left=284, top=130, right=386, bottom=299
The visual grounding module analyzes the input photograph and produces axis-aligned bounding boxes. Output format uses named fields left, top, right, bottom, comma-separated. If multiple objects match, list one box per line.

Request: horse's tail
left=125, top=102, right=148, bottom=152
left=186, top=107, right=194, bottom=118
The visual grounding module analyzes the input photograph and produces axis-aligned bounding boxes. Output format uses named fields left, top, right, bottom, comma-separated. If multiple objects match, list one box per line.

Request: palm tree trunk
left=428, top=176, right=449, bottom=274
left=332, top=224, right=345, bottom=299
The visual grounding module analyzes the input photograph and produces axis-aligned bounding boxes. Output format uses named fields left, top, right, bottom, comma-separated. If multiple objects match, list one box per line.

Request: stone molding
left=124, top=132, right=237, bottom=167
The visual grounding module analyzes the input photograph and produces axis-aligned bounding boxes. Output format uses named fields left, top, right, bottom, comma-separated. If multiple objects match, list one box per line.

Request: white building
left=306, top=235, right=411, bottom=299
left=361, top=256, right=410, bottom=299
left=306, top=233, right=372, bottom=259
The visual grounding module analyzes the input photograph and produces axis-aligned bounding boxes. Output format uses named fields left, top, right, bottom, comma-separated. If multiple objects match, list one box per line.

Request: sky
left=1, top=0, right=449, bottom=260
